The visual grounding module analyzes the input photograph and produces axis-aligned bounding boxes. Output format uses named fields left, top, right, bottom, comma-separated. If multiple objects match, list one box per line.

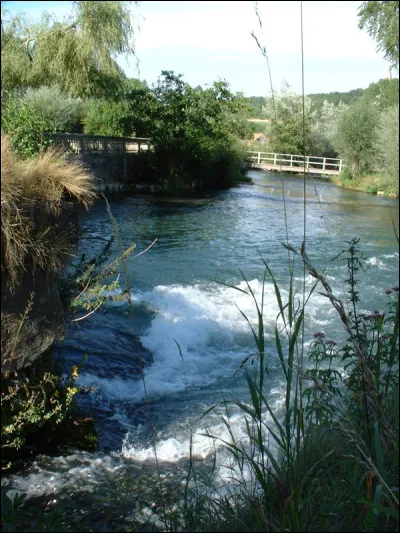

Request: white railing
left=247, top=151, right=344, bottom=172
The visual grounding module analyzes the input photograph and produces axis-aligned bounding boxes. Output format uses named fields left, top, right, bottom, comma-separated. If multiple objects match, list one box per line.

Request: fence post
left=306, top=155, right=309, bottom=168
left=322, top=158, right=326, bottom=170
left=290, top=154, right=293, bottom=167
left=274, top=153, right=277, bottom=166
left=339, top=159, right=342, bottom=172
left=257, top=152, right=261, bottom=164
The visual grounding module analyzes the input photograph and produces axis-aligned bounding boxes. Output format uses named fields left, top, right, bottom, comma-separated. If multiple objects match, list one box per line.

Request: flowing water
left=4, top=170, right=399, bottom=530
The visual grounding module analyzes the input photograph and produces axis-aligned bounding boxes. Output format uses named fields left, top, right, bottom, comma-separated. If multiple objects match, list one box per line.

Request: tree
left=309, top=100, right=348, bottom=158
left=1, top=85, right=83, bottom=156
left=82, top=99, right=133, bottom=137
left=358, top=1, right=399, bottom=68
left=332, top=99, right=379, bottom=176
left=142, top=71, right=248, bottom=191
left=263, top=82, right=312, bottom=155
left=1, top=1, right=137, bottom=98
left=361, top=78, right=399, bottom=111
left=376, top=105, right=399, bottom=193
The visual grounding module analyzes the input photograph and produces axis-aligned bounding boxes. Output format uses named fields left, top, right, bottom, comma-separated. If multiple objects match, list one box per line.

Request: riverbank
left=331, top=172, right=399, bottom=198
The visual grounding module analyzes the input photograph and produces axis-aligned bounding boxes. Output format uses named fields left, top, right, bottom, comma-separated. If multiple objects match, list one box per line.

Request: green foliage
left=122, top=77, right=155, bottom=137
left=147, top=71, right=250, bottom=191
left=308, top=88, right=365, bottom=109
left=22, top=85, right=83, bottom=132
left=59, top=233, right=137, bottom=322
left=1, top=93, right=53, bottom=158
left=375, top=105, right=399, bottom=194
left=361, top=78, right=399, bottom=111
left=248, top=96, right=267, bottom=118
left=263, top=82, right=313, bottom=155
left=309, top=100, right=348, bottom=158
left=1, top=365, right=80, bottom=453
left=1, top=1, right=138, bottom=98
left=358, top=1, right=399, bottom=67
left=333, top=98, right=380, bottom=176
left=82, top=98, right=133, bottom=137
left=1, top=86, right=83, bottom=157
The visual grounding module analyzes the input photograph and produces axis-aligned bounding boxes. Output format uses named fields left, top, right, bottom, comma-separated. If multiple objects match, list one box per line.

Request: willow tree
left=358, top=1, right=399, bottom=69
left=1, top=1, right=138, bottom=98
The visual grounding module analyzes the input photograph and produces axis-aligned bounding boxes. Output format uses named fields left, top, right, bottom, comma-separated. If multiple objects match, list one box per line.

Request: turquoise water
left=5, top=170, right=399, bottom=530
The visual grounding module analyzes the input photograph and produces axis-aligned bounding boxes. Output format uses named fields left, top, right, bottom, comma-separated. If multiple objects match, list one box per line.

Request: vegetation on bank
left=1, top=135, right=96, bottom=287
left=164, top=240, right=399, bottom=533
left=1, top=134, right=98, bottom=468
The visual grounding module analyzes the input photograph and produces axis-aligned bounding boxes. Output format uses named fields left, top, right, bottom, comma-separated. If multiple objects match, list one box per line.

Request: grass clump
left=1, top=135, right=96, bottom=286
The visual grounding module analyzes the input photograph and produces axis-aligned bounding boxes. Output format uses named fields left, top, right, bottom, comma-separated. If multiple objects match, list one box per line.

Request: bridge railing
left=247, top=151, right=344, bottom=172
left=43, top=133, right=152, bottom=154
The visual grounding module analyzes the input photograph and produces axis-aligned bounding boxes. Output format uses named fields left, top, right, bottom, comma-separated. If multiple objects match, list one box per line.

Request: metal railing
left=247, top=151, right=344, bottom=172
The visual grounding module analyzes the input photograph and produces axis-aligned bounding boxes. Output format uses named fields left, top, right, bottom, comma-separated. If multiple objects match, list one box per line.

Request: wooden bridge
left=247, top=151, right=344, bottom=176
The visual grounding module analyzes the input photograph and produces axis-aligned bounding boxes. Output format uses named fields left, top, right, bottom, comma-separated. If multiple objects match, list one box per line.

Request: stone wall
left=76, top=152, right=161, bottom=193
left=1, top=202, right=79, bottom=374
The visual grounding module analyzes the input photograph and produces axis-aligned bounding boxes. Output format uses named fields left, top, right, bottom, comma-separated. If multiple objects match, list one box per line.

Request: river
left=4, top=170, right=399, bottom=531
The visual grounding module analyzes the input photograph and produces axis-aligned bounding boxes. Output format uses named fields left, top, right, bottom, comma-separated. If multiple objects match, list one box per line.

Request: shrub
left=333, top=99, right=379, bottom=177
left=21, top=85, right=83, bottom=133
left=82, top=98, right=133, bottom=137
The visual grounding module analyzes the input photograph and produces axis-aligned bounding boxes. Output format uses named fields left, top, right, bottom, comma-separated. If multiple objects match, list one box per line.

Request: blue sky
left=2, top=1, right=393, bottom=96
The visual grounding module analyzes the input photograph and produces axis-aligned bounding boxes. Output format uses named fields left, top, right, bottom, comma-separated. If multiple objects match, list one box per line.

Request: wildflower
left=71, top=365, right=79, bottom=379
left=385, top=289, right=392, bottom=295
left=326, top=340, right=337, bottom=346
left=313, top=332, right=325, bottom=339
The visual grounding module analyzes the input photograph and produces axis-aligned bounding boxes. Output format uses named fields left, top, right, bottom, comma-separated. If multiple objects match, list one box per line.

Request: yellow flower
left=71, top=365, right=79, bottom=379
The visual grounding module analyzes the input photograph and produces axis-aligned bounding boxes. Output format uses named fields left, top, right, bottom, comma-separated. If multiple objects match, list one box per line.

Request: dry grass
left=1, top=135, right=96, bottom=285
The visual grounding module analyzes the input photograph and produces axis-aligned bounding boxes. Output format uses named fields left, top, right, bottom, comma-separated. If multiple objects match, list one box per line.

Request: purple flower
left=326, top=340, right=337, bottom=346
left=364, top=311, right=384, bottom=321
left=313, top=332, right=325, bottom=339
left=385, top=289, right=392, bottom=295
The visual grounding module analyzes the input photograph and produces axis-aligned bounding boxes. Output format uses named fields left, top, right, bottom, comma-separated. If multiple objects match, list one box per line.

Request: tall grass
left=177, top=239, right=398, bottom=532
left=1, top=135, right=96, bottom=286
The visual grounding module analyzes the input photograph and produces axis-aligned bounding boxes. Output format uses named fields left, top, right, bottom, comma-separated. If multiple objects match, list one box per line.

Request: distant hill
left=247, top=88, right=365, bottom=118
left=247, top=79, right=398, bottom=117
left=307, top=88, right=365, bottom=108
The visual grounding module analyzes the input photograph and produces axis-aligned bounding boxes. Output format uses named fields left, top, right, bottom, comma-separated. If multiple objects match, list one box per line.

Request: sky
left=2, top=1, right=394, bottom=96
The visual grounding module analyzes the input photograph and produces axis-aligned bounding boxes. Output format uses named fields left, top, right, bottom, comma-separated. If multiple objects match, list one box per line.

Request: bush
left=82, top=98, right=133, bottom=137
left=22, top=85, right=83, bottom=133
left=1, top=93, right=52, bottom=158
left=1, top=87, right=83, bottom=158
